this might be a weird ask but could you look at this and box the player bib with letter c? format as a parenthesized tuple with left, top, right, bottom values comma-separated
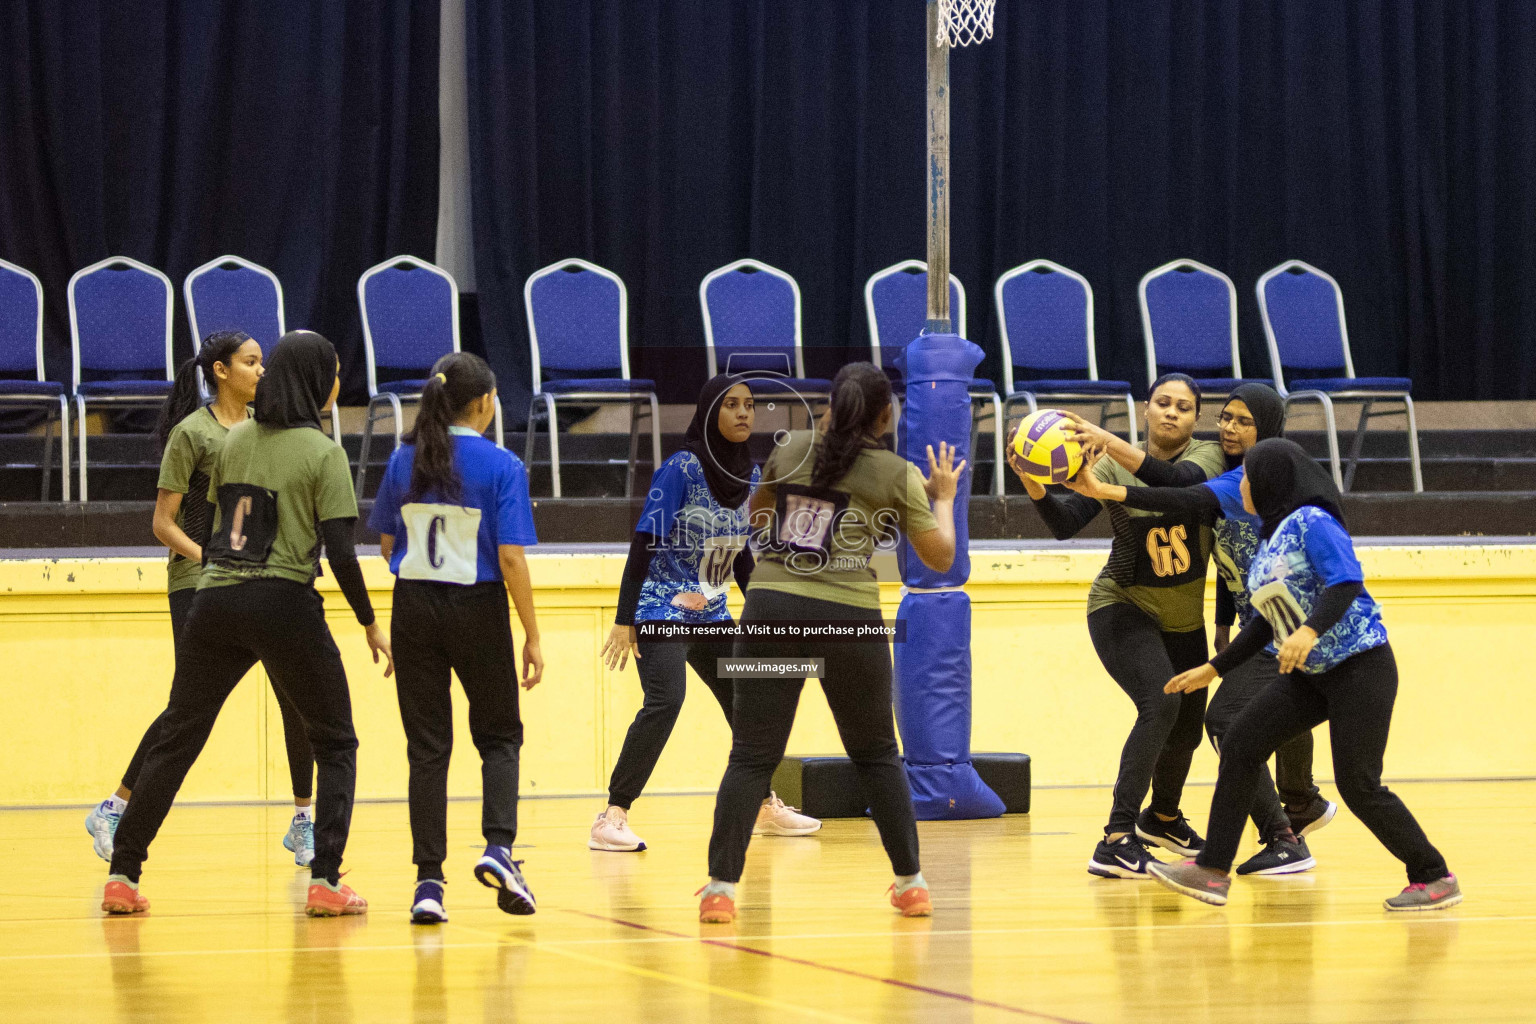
(398, 502, 482, 585)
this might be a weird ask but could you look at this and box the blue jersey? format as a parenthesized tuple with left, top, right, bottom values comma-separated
(634, 451, 758, 623)
(1205, 468, 1263, 627)
(1245, 505, 1387, 673)
(369, 428, 538, 584)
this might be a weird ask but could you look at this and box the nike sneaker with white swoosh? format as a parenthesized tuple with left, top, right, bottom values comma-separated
(1087, 834, 1162, 879)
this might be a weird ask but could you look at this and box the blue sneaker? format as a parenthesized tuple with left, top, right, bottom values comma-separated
(282, 814, 315, 867)
(85, 800, 120, 862)
(411, 880, 448, 924)
(473, 845, 536, 915)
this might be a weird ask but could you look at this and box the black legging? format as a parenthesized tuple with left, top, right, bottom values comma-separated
(1204, 649, 1317, 839)
(608, 633, 734, 809)
(110, 579, 360, 884)
(1087, 603, 1209, 836)
(1197, 643, 1449, 883)
(708, 589, 919, 883)
(392, 579, 523, 882)
(119, 587, 315, 800)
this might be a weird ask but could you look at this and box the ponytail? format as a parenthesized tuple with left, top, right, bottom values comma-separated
(809, 362, 891, 490)
(403, 351, 497, 504)
(155, 330, 253, 453)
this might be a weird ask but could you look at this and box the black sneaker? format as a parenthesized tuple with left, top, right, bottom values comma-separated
(1087, 834, 1162, 879)
(1235, 835, 1316, 876)
(1135, 809, 1206, 857)
(1286, 797, 1338, 838)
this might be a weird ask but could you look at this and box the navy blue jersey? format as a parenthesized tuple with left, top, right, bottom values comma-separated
(370, 428, 537, 584)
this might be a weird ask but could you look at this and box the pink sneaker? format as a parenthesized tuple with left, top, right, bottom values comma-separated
(589, 808, 646, 852)
(753, 792, 822, 837)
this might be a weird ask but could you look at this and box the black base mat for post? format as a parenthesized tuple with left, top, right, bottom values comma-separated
(771, 752, 1031, 819)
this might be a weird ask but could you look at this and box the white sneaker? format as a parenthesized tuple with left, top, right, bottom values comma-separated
(588, 808, 646, 852)
(753, 792, 822, 837)
(85, 800, 120, 862)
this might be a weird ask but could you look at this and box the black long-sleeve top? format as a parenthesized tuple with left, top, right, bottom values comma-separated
(319, 517, 374, 626)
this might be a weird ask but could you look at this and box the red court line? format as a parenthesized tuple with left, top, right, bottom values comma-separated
(563, 909, 1092, 1024)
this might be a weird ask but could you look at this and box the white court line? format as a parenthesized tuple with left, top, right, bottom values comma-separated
(4, 910, 1536, 963)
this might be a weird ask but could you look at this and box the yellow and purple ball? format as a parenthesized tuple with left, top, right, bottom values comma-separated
(1011, 409, 1084, 484)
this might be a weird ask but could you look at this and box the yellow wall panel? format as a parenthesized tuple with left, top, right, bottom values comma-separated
(2, 543, 1532, 807)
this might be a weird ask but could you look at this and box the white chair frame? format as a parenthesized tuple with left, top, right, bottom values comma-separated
(356, 255, 503, 494)
(523, 258, 660, 499)
(864, 259, 1005, 495)
(1138, 257, 1244, 393)
(0, 257, 69, 500)
(1257, 259, 1422, 492)
(996, 259, 1138, 453)
(69, 256, 174, 502)
(185, 255, 341, 446)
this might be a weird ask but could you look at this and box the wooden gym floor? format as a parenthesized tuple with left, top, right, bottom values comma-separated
(2, 781, 1530, 1023)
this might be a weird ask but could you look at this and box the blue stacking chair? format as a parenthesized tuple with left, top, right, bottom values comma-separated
(864, 259, 1004, 494)
(0, 257, 69, 500)
(184, 255, 340, 444)
(700, 259, 832, 422)
(68, 256, 176, 502)
(523, 258, 660, 498)
(995, 259, 1138, 447)
(1139, 259, 1271, 398)
(356, 255, 503, 494)
(1258, 259, 1422, 492)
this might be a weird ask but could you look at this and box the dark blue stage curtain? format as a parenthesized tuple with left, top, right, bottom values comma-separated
(0, 1, 440, 403)
(467, 1, 1536, 414)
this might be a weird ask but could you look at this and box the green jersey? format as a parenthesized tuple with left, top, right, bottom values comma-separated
(1085, 438, 1226, 632)
(749, 431, 939, 610)
(199, 420, 357, 589)
(157, 406, 243, 594)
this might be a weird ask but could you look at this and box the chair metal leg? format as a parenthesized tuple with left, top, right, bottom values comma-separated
(1402, 394, 1423, 492)
(76, 395, 89, 502)
(626, 401, 640, 498)
(329, 407, 343, 446)
(1343, 399, 1373, 492)
(386, 393, 405, 452)
(889, 396, 902, 452)
(543, 393, 562, 498)
(1124, 394, 1139, 446)
(40, 402, 55, 502)
(492, 395, 505, 448)
(58, 396, 71, 502)
(524, 397, 540, 475)
(988, 392, 1005, 496)
(1285, 393, 1343, 490)
(647, 392, 662, 483)
(356, 395, 386, 495)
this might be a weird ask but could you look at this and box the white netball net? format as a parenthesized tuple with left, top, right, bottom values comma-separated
(936, 0, 996, 47)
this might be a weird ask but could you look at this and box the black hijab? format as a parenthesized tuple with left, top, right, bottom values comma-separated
(684, 374, 754, 509)
(1223, 383, 1286, 469)
(254, 331, 336, 430)
(1244, 438, 1348, 539)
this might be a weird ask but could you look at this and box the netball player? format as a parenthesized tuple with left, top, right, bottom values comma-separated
(1009, 374, 1225, 879)
(595, 375, 820, 854)
(102, 331, 391, 918)
(697, 363, 961, 924)
(369, 352, 542, 923)
(1064, 384, 1336, 875)
(84, 331, 320, 867)
(1151, 438, 1461, 910)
